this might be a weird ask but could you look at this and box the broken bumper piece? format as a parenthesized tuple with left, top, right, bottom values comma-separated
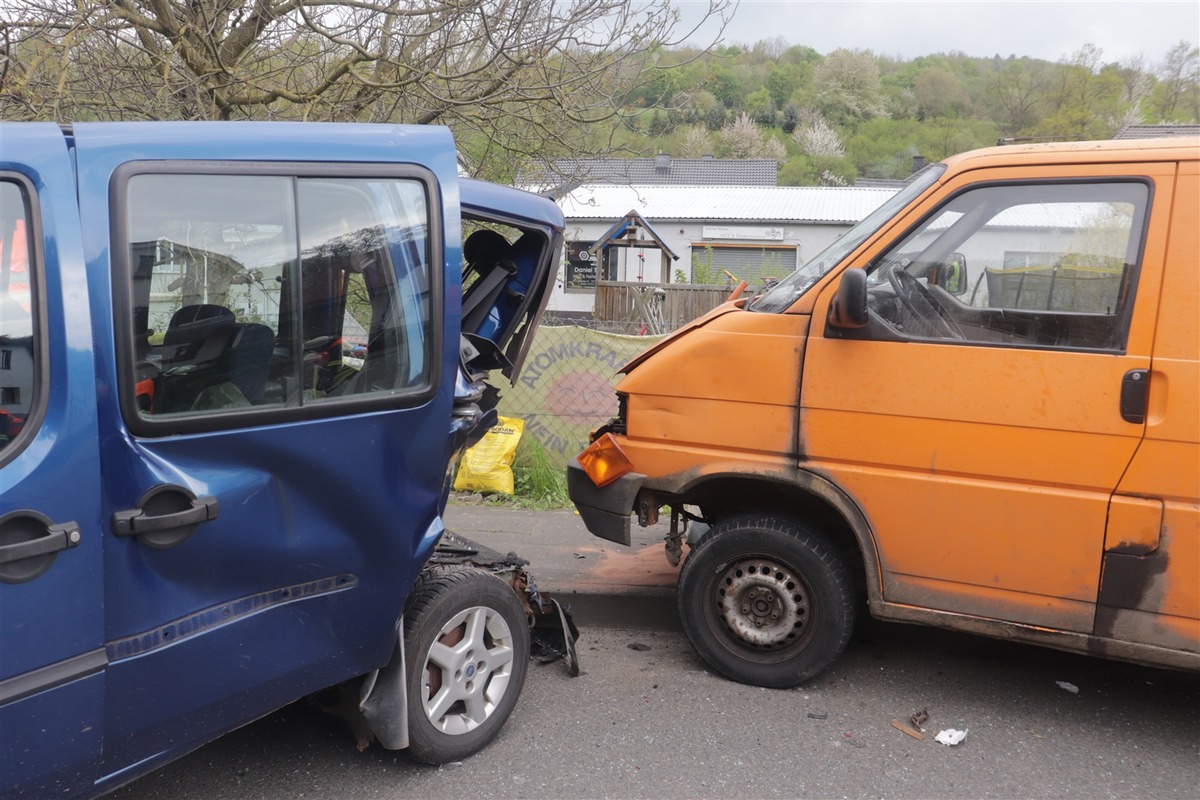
(566, 458, 645, 546)
(433, 531, 579, 676)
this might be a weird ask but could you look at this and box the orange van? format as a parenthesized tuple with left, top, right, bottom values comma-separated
(569, 137, 1200, 688)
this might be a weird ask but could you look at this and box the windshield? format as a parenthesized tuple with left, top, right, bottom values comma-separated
(749, 164, 946, 313)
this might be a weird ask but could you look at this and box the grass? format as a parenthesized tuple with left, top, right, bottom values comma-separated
(512, 436, 571, 508)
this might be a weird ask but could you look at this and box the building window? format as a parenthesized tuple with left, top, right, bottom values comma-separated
(1, 387, 18, 405)
(691, 244, 797, 287)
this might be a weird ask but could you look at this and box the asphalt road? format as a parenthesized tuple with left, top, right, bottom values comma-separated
(109, 618, 1199, 800)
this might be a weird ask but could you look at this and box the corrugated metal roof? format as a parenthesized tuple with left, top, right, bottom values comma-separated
(560, 184, 898, 224)
(1112, 124, 1200, 140)
(522, 157, 779, 188)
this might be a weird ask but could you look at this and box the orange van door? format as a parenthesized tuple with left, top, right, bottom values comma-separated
(1098, 159, 1200, 652)
(801, 162, 1173, 634)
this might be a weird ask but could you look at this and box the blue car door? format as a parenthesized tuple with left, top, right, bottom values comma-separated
(70, 123, 464, 785)
(0, 124, 105, 797)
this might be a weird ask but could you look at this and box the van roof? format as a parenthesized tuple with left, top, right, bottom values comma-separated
(944, 136, 1200, 171)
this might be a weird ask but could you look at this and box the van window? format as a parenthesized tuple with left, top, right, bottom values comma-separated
(865, 181, 1148, 350)
(124, 173, 431, 421)
(0, 180, 35, 454)
(751, 164, 945, 313)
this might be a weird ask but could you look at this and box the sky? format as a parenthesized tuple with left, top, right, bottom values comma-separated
(675, 0, 1199, 65)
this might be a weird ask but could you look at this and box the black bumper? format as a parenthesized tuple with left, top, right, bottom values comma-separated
(566, 458, 645, 546)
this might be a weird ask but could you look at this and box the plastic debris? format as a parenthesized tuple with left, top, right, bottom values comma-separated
(1056, 681, 1080, 694)
(934, 728, 968, 746)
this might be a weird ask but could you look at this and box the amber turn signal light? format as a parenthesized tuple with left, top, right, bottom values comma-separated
(577, 433, 634, 488)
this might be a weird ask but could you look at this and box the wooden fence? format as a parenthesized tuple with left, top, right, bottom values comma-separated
(593, 280, 732, 333)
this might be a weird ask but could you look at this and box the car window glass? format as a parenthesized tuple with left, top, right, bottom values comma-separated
(864, 181, 1147, 350)
(126, 173, 430, 422)
(0, 180, 35, 454)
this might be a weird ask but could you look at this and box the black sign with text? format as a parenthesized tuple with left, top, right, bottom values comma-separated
(565, 240, 598, 289)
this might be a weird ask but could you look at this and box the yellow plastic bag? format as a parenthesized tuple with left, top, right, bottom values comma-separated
(453, 416, 524, 495)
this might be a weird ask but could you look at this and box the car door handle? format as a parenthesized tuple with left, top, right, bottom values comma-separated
(112, 485, 219, 549)
(112, 497, 219, 535)
(1120, 369, 1149, 424)
(0, 512, 81, 584)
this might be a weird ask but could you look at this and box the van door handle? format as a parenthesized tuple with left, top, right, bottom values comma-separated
(0, 512, 82, 584)
(112, 485, 219, 549)
(1120, 369, 1149, 424)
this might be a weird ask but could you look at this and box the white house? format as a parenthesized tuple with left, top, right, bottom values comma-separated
(548, 184, 898, 317)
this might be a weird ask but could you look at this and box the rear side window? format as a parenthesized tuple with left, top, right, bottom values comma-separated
(120, 170, 434, 431)
(0, 179, 37, 456)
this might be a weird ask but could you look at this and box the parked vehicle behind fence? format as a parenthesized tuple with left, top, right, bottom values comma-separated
(570, 137, 1199, 688)
(0, 121, 563, 797)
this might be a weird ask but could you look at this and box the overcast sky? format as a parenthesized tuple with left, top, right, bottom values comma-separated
(676, 1, 1199, 65)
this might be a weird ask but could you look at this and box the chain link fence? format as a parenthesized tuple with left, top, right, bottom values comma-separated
(494, 316, 669, 468)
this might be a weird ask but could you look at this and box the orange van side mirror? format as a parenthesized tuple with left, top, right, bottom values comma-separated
(829, 268, 869, 329)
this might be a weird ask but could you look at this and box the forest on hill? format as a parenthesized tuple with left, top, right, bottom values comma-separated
(610, 38, 1200, 185)
(2, 2, 1196, 186)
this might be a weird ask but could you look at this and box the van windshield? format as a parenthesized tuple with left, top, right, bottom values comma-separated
(749, 164, 945, 313)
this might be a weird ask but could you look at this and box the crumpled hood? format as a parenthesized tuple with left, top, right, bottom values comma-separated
(620, 301, 743, 375)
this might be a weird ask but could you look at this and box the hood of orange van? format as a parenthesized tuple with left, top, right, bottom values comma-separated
(620, 301, 743, 375)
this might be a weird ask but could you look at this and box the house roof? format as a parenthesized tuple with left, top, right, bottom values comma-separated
(522, 156, 778, 191)
(586, 210, 680, 261)
(1112, 124, 1200, 139)
(560, 184, 898, 225)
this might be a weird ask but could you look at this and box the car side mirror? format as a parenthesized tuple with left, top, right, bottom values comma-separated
(829, 268, 868, 329)
(931, 253, 968, 295)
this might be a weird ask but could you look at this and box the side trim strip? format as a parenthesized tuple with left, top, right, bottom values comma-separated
(105, 573, 359, 661)
(0, 648, 107, 706)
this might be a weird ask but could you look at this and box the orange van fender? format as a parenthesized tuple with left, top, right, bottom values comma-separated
(653, 463, 886, 601)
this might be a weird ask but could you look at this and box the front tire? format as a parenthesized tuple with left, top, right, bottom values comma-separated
(403, 567, 529, 763)
(678, 514, 855, 689)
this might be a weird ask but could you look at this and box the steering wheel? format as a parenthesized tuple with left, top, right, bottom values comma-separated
(888, 268, 964, 340)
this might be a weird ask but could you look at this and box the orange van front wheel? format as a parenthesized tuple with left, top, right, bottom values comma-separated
(678, 514, 856, 689)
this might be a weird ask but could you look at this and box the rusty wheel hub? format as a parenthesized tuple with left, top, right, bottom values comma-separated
(715, 558, 808, 649)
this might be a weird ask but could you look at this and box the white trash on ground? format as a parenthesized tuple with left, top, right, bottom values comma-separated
(934, 728, 969, 746)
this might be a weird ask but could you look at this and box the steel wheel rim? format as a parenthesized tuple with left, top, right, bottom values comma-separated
(421, 605, 516, 734)
(713, 557, 815, 652)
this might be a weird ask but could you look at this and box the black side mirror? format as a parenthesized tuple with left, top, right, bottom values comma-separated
(829, 268, 868, 329)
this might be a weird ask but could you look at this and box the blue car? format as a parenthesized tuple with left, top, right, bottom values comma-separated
(0, 122, 563, 797)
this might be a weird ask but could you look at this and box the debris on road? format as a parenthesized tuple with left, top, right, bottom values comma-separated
(1056, 680, 1080, 694)
(891, 720, 926, 740)
(628, 642, 652, 651)
(807, 712, 828, 720)
(934, 728, 969, 746)
(910, 707, 929, 729)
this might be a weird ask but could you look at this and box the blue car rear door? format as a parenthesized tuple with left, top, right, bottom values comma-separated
(0, 123, 105, 797)
(70, 123, 463, 786)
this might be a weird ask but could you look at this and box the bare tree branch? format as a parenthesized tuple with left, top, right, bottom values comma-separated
(0, 0, 733, 174)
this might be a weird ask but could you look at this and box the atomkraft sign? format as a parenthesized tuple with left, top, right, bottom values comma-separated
(497, 326, 663, 462)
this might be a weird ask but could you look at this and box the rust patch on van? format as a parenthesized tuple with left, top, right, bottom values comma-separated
(1093, 548, 1170, 641)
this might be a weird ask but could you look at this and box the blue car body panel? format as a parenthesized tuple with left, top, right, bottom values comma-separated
(0, 122, 563, 798)
(0, 123, 106, 798)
